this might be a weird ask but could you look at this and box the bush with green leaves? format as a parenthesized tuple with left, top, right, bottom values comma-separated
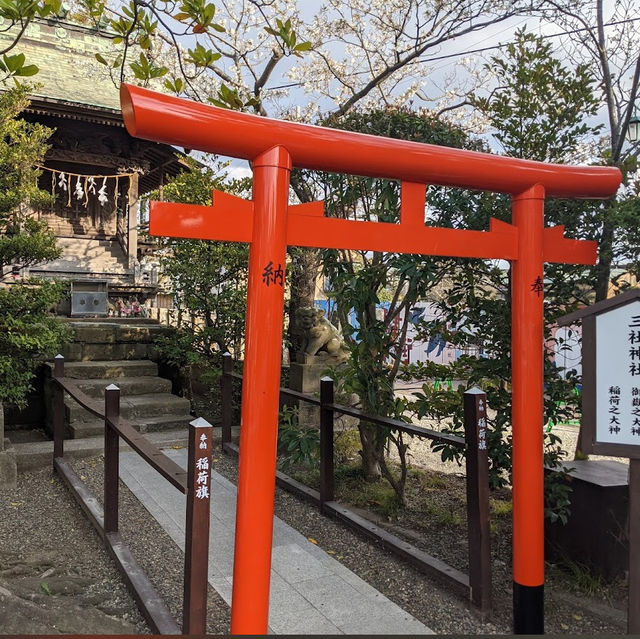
(0, 86, 69, 408)
(0, 280, 70, 407)
(277, 405, 320, 472)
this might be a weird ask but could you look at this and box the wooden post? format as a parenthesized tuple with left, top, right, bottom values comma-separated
(464, 387, 492, 612)
(183, 417, 213, 635)
(629, 458, 640, 633)
(221, 353, 233, 449)
(53, 354, 65, 462)
(104, 384, 120, 534)
(319, 376, 335, 505)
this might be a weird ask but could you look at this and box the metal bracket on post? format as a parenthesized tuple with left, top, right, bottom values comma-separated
(104, 384, 120, 534)
(183, 417, 213, 635)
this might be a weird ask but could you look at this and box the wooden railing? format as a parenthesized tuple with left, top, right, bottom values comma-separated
(220, 352, 492, 612)
(51, 355, 213, 635)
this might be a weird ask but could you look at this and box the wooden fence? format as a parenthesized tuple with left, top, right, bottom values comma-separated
(220, 352, 492, 612)
(51, 354, 212, 635)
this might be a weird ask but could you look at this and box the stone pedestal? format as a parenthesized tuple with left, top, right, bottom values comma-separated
(288, 353, 345, 428)
(0, 403, 17, 491)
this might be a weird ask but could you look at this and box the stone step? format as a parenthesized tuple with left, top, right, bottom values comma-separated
(61, 318, 160, 325)
(34, 238, 130, 274)
(67, 414, 194, 439)
(60, 322, 170, 362)
(61, 341, 159, 362)
(34, 256, 129, 274)
(68, 322, 170, 345)
(56, 359, 159, 379)
(73, 376, 172, 398)
(66, 392, 191, 424)
(30, 269, 133, 284)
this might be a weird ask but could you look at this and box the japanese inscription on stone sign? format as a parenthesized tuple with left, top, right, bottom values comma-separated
(596, 300, 640, 446)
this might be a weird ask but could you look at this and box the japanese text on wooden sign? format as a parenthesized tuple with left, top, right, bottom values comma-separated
(196, 433, 210, 499)
(596, 301, 640, 445)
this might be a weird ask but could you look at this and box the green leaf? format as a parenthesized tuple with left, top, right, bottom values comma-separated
(4, 53, 24, 73)
(15, 64, 38, 77)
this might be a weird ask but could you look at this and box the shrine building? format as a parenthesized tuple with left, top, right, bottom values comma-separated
(0, 18, 187, 314)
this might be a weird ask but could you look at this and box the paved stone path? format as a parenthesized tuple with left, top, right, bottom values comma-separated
(119, 450, 433, 635)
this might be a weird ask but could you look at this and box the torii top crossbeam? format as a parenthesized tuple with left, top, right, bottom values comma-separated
(121, 85, 617, 199)
(120, 83, 621, 636)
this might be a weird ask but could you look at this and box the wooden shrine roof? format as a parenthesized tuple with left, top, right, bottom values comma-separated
(0, 19, 188, 193)
(0, 18, 122, 109)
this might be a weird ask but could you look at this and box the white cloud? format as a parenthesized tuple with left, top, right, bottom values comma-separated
(227, 163, 252, 180)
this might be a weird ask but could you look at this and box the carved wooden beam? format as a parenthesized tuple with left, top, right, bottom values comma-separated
(46, 149, 150, 173)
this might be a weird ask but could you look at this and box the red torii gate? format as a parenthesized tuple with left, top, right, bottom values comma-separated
(120, 83, 621, 635)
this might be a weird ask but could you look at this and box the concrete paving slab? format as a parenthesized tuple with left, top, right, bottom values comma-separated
(268, 603, 342, 635)
(338, 604, 431, 635)
(118, 449, 432, 635)
(270, 543, 336, 583)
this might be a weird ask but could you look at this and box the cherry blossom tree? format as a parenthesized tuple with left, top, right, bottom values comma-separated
(544, 0, 640, 301)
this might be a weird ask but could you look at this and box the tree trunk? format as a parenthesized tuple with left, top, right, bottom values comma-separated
(594, 204, 615, 302)
(287, 247, 321, 362)
(358, 421, 383, 481)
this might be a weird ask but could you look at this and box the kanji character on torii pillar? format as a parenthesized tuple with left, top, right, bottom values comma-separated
(120, 84, 621, 635)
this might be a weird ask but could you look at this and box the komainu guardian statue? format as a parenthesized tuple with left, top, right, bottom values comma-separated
(294, 306, 348, 363)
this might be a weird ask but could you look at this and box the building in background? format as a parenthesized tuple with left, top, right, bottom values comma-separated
(0, 18, 187, 315)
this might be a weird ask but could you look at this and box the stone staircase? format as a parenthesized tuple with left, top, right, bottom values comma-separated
(45, 320, 193, 439)
(30, 237, 131, 282)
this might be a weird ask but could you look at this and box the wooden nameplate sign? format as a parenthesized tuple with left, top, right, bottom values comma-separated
(559, 287, 640, 634)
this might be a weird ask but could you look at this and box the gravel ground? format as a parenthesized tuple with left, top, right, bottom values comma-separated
(0, 430, 629, 635)
(70, 456, 231, 635)
(0, 465, 148, 635)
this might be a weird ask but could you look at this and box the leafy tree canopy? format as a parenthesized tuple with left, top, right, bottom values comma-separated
(306, 107, 489, 502)
(151, 159, 249, 390)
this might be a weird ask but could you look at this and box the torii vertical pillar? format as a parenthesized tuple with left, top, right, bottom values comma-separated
(231, 146, 291, 633)
(511, 185, 545, 633)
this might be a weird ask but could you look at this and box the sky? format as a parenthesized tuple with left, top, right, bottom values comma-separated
(220, 1, 634, 181)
